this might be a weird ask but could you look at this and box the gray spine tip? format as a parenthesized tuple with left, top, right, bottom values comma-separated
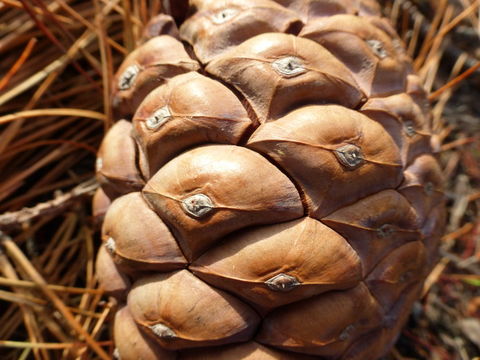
(334, 144, 365, 170)
(265, 273, 300, 292)
(150, 323, 177, 340)
(118, 64, 140, 90)
(181, 194, 214, 218)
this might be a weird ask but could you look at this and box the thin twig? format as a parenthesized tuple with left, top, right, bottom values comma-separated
(0, 179, 98, 232)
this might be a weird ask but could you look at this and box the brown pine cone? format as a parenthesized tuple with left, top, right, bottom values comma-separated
(94, 1, 446, 359)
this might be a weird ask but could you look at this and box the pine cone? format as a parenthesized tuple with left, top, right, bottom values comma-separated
(94, 1, 446, 359)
